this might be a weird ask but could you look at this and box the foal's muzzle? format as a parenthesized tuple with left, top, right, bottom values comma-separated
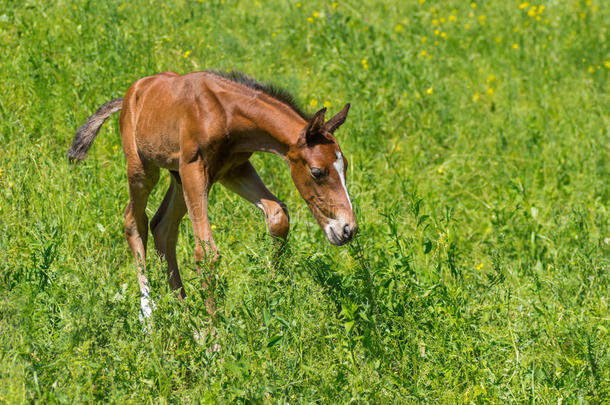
(325, 219, 358, 246)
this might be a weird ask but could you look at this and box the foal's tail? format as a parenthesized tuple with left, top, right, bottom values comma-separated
(68, 98, 123, 162)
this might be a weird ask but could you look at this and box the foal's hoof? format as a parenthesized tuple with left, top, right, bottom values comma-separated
(193, 328, 221, 352)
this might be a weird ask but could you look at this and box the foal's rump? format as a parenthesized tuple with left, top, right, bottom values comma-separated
(125, 74, 189, 170)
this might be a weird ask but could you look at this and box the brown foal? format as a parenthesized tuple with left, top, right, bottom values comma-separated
(69, 70, 357, 319)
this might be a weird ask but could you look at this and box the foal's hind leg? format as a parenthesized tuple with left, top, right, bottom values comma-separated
(151, 172, 187, 299)
(124, 161, 160, 319)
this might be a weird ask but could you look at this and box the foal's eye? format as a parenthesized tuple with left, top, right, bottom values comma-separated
(310, 167, 325, 180)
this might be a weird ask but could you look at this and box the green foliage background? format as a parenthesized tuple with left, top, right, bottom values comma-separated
(0, 0, 608, 402)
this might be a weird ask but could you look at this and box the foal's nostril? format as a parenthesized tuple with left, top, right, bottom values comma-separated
(343, 223, 352, 238)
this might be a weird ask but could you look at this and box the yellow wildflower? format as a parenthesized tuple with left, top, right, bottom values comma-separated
(307, 17, 313, 22)
(313, 11, 320, 18)
(464, 23, 471, 29)
(440, 32, 447, 39)
(332, 2, 338, 9)
(495, 36, 502, 43)
(519, 2, 530, 9)
(421, 36, 428, 43)
(440, 17, 446, 23)
(471, 3, 477, 8)
(538, 5, 545, 13)
(476, 263, 484, 270)
(487, 87, 494, 95)
(309, 99, 318, 107)
(323, 100, 332, 108)
(588, 65, 595, 73)
(361, 58, 369, 69)
(183, 50, 191, 58)
(604, 61, 610, 68)
(420, 49, 427, 57)
(296, 2, 301, 7)
(473, 92, 480, 101)
(478, 14, 487, 21)
(395, 24, 403, 32)
(434, 29, 440, 36)
(432, 19, 439, 26)
(512, 43, 519, 49)
(528, 6, 536, 17)
(449, 15, 456, 22)
(426, 87, 434, 95)
(488, 74, 495, 82)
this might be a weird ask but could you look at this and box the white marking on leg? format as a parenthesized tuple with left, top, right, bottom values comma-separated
(138, 276, 155, 320)
(140, 294, 153, 318)
(333, 151, 353, 210)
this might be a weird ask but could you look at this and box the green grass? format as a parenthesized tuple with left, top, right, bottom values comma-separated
(0, 0, 608, 402)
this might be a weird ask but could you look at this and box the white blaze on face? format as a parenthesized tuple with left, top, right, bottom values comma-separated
(323, 151, 354, 245)
(333, 151, 353, 210)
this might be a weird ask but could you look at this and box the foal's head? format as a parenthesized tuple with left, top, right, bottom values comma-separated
(288, 104, 358, 245)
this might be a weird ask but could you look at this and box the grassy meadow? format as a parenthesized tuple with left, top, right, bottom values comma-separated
(1, 0, 609, 402)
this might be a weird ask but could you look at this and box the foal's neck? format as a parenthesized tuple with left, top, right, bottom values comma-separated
(211, 79, 308, 158)
(233, 97, 307, 157)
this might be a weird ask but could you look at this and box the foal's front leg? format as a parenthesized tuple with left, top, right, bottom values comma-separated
(179, 159, 218, 317)
(220, 161, 290, 244)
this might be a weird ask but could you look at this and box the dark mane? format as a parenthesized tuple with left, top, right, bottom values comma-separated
(208, 70, 310, 120)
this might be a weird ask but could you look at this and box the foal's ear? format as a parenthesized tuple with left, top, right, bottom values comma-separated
(325, 103, 350, 134)
(307, 107, 326, 135)
(304, 107, 327, 144)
